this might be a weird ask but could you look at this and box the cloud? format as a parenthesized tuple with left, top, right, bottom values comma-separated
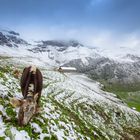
(87, 31, 140, 49)
(119, 33, 140, 49)
(13, 24, 140, 49)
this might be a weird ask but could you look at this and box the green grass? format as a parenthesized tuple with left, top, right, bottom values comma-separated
(0, 137, 5, 140)
(100, 80, 140, 112)
(110, 91, 140, 112)
(101, 80, 140, 92)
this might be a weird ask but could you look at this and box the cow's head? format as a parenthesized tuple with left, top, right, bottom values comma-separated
(10, 93, 38, 126)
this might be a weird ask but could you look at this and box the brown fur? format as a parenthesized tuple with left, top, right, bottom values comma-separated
(19, 66, 42, 126)
(10, 66, 43, 126)
(20, 66, 43, 104)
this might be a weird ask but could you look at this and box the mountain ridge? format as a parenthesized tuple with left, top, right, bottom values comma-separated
(1, 29, 140, 87)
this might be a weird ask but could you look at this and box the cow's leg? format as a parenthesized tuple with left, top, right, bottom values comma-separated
(36, 92, 41, 105)
(34, 92, 42, 114)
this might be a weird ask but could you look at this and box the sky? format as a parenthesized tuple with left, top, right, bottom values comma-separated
(0, 0, 140, 48)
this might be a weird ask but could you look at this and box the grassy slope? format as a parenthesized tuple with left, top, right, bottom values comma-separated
(0, 58, 95, 140)
(101, 80, 140, 112)
(0, 57, 140, 140)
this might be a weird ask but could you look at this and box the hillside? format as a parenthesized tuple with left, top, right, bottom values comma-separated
(0, 56, 140, 140)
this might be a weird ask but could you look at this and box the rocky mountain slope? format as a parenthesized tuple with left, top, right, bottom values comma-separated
(27, 39, 140, 89)
(0, 29, 29, 48)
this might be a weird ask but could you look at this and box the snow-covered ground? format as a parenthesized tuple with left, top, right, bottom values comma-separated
(0, 56, 139, 139)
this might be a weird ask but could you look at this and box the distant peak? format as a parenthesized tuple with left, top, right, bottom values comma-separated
(8, 30, 20, 36)
(0, 28, 20, 36)
(38, 39, 83, 47)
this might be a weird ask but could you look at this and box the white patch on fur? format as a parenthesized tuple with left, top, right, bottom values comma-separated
(27, 92, 33, 97)
(28, 84, 34, 91)
(30, 65, 36, 74)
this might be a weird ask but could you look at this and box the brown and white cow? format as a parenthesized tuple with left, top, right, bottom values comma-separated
(10, 66, 43, 126)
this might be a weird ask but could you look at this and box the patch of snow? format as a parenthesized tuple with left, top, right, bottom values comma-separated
(10, 127, 30, 140)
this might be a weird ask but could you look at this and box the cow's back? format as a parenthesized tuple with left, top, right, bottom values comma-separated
(20, 66, 43, 99)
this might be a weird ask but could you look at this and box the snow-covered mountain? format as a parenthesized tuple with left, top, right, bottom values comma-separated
(28, 39, 140, 87)
(0, 29, 140, 139)
(1, 29, 140, 87)
(0, 29, 29, 48)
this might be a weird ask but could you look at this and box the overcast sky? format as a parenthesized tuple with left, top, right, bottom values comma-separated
(0, 0, 140, 48)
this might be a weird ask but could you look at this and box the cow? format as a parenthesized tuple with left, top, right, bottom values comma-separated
(10, 66, 43, 126)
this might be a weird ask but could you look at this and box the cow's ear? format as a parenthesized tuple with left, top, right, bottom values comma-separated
(34, 93, 38, 102)
(10, 98, 22, 108)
